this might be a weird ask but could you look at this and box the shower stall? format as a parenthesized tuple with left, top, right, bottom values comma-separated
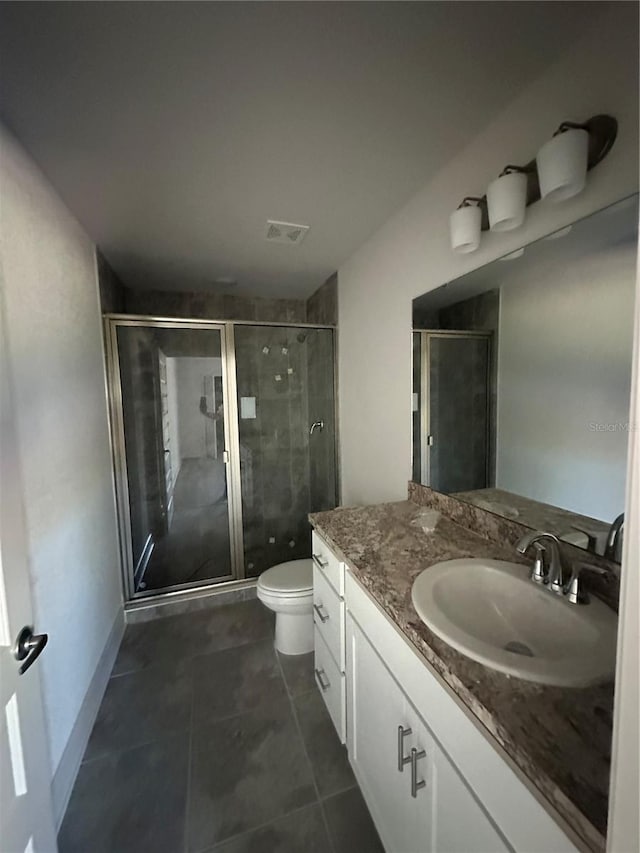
(106, 317, 337, 602)
(412, 329, 493, 493)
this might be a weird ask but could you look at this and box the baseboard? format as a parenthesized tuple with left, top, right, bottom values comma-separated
(51, 607, 125, 829)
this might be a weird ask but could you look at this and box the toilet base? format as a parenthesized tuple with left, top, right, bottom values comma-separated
(275, 611, 314, 656)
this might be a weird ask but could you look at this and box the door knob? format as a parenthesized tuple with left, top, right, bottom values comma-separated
(13, 626, 48, 675)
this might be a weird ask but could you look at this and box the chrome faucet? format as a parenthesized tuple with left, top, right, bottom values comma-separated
(563, 562, 609, 605)
(515, 531, 564, 594)
(604, 513, 624, 561)
(516, 530, 611, 605)
(309, 420, 324, 435)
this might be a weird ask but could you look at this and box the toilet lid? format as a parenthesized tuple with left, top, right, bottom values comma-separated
(258, 558, 313, 594)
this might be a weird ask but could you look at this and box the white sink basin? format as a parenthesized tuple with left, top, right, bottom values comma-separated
(411, 558, 617, 687)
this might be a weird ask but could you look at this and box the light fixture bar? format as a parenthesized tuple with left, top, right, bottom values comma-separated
(455, 114, 617, 234)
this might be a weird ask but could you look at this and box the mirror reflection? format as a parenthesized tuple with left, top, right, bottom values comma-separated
(412, 195, 638, 563)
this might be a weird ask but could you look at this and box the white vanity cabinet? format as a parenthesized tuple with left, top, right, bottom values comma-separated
(347, 612, 429, 852)
(312, 530, 346, 742)
(344, 569, 580, 853)
(347, 612, 510, 853)
(311, 528, 581, 853)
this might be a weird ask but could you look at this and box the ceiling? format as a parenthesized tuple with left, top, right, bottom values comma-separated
(0, 2, 604, 298)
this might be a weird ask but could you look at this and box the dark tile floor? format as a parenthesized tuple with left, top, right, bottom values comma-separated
(59, 599, 384, 853)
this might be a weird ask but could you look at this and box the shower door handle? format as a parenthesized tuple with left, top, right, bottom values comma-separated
(222, 450, 230, 464)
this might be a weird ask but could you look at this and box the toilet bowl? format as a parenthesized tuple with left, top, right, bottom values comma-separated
(256, 558, 314, 655)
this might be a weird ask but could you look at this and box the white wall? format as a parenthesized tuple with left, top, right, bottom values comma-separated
(0, 126, 122, 777)
(176, 357, 222, 459)
(496, 240, 636, 522)
(338, 4, 639, 506)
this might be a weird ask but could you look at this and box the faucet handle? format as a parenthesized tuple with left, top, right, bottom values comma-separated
(564, 562, 609, 605)
(530, 542, 547, 584)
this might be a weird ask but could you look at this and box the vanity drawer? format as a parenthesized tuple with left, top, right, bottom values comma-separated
(311, 530, 344, 597)
(314, 626, 346, 743)
(313, 564, 345, 672)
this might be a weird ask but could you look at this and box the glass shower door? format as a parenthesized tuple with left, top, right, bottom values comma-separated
(426, 332, 491, 493)
(113, 323, 237, 597)
(233, 325, 337, 578)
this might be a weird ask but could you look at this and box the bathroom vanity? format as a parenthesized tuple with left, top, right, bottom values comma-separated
(310, 499, 616, 853)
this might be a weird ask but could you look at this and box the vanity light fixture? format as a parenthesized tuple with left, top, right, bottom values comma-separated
(449, 115, 617, 254)
(450, 197, 482, 254)
(487, 167, 528, 232)
(537, 123, 589, 202)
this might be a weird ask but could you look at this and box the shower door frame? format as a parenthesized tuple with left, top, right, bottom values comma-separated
(414, 329, 493, 489)
(105, 314, 339, 604)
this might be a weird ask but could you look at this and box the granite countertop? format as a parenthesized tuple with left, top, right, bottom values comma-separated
(310, 500, 614, 853)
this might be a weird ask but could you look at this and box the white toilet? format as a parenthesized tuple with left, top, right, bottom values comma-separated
(256, 558, 314, 655)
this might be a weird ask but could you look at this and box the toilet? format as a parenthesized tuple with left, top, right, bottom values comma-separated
(256, 558, 314, 655)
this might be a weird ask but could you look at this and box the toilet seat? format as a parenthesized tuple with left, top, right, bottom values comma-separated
(257, 558, 313, 596)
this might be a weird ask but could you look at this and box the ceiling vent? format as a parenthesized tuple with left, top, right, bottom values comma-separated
(264, 220, 310, 245)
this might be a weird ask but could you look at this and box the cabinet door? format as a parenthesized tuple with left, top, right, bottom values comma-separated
(347, 614, 418, 853)
(429, 742, 512, 853)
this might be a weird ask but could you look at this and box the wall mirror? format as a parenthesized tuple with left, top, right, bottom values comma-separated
(412, 194, 638, 563)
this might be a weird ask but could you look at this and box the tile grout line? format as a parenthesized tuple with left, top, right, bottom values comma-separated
(275, 651, 338, 853)
(109, 629, 274, 680)
(318, 781, 359, 803)
(196, 799, 325, 853)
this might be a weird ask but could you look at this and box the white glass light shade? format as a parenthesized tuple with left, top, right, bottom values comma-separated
(537, 128, 589, 203)
(449, 205, 481, 254)
(487, 172, 527, 232)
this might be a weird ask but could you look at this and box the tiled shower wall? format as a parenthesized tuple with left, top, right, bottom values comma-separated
(306, 273, 337, 325)
(97, 251, 127, 314)
(235, 326, 336, 577)
(307, 328, 337, 513)
(97, 252, 338, 326)
(125, 288, 309, 324)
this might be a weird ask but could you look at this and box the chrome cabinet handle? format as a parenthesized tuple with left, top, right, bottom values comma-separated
(13, 626, 48, 676)
(314, 667, 330, 691)
(312, 553, 329, 569)
(397, 725, 412, 772)
(410, 747, 427, 798)
(313, 603, 329, 623)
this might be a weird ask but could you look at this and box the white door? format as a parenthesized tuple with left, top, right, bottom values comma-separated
(0, 312, 57, 853)
(346, 613, 417, 853)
